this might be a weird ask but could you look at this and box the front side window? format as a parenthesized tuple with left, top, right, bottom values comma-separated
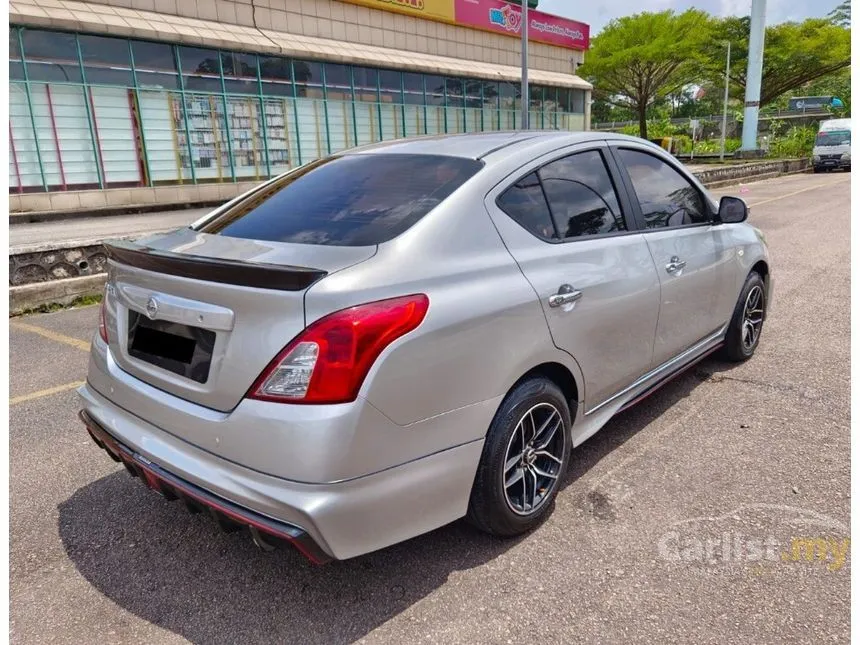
(538, 150, 625, 239)
(618, 148, 708, 229)
(198, 154, 483, 246)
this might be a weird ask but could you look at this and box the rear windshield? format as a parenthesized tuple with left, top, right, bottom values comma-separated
(197, 154, 483, 246)
(816, 130, 851, 146)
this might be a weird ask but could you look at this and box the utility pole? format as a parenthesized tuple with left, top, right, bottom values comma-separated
(520, 0, 529, 129)
(720, 41, 731, 162)
(740, 0, 766, 151)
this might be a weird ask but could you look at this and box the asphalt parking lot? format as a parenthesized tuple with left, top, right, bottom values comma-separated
(10, 171, 850, 644)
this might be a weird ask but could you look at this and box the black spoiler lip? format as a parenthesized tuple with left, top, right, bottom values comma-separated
(104, 240, 328, 291)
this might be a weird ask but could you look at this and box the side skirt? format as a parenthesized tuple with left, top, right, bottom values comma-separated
(615, 343, 723, 415)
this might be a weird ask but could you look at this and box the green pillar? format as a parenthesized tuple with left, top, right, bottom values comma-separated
(76, 34, 104, 189)
(174, 47, 197, 184)
(16, 29, 48, 191)
(290, 60, 303, 166)
(321, 65, 332, 154)
(255, 55, 272, 178)
(218, 52, 237, 182)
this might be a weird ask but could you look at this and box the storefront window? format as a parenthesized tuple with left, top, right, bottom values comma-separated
(9, 28, 23, 81)
(403, 72, 423, 105)
(178, 46, 222, 93)
(529, 85, 543, 110)
(425, 75, 445, 106)
(445, 78, 464, 107)
(379, 69, 402, 104)
(499, 82, 520, 111)
(259, 55, 292, 96)
(294, 60, 323, 98)
(353, 67, 379, 102)
(481, 81, 499, 109)
(132, 41, 180, 90)
(222, 52, 258, 95)
(324, 63, 352, 100)
(22, 30, 82, 83)
(542, 86, 558, 112)
(8, 27, 589, 195)
(79, 34, 133, 87)
(571, 89, 586, 113)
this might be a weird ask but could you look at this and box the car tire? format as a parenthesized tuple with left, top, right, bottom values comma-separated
(721, 271, 766, 362)
(813, 167, 822, 174)
(467, 376, 571, 537)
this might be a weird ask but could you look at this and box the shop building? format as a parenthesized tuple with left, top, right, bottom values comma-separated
(9, 0, 591, 212)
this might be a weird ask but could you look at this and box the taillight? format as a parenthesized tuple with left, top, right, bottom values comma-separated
(98, 293, 109, 343)
(248, 294, 429, 404)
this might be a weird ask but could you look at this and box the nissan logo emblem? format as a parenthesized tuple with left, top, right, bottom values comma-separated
(145, 297, 159, 320)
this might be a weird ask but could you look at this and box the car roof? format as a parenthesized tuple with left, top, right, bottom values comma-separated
(819, 119, 851, 131)
(343, 130, 639, 161)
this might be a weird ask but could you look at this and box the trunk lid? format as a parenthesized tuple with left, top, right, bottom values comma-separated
(104, 227, 375, 412)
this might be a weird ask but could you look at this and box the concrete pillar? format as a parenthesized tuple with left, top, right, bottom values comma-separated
(740, 0, 767, 151)
(584, 90, 592, 131)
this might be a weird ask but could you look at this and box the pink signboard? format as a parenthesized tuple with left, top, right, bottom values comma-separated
(454, 0, 590, 50)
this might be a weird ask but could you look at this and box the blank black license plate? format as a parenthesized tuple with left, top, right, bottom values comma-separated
(128, 311, 216, 384)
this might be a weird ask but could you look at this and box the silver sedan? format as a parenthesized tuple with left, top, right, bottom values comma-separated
(78, 131, 771, 563)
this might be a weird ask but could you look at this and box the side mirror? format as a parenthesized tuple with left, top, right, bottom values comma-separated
(716, 195, 748, 224)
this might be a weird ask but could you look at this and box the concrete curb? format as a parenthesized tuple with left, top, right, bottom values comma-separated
(10, 200, 224, 225)
(10, 274, 106, 316)
(694, 158, 809, 186)
(11, 229, 176, 256)
(701, 167, 811, 190)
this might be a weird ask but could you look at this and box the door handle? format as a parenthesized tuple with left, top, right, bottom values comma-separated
(665, 256, 687, 274)
(548, 284, 583, 308)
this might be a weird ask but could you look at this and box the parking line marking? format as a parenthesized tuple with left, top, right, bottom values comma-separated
(748, 181, 838, 208)
(11, 321, 91, 352)
(10, 381, 85, 405)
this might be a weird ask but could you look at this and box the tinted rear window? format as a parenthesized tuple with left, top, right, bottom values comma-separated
(197, 154, 483, 246)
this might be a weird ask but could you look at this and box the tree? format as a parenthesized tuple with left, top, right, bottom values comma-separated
(702, 17, 851, 109)
(578, 10, 713, 139)
(828, 0, 850, 27)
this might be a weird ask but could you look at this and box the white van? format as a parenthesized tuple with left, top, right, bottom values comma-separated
(812, 118, 851, 173)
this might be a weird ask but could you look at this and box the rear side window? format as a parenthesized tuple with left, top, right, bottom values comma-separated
(538, 150, 625, 239)
(496, 172, 556, 240)
(198, 154, 483, 246)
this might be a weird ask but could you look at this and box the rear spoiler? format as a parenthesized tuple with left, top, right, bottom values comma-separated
(104, 240, 328, 291)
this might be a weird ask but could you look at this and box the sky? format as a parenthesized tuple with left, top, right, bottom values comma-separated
(540, 0, 837, 33)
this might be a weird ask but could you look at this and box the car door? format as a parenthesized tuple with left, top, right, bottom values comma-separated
(485, 143, 661, 412)
(610, 144, 736, 368)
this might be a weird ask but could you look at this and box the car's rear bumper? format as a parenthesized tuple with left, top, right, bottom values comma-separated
(77, 382, 484, 561)
(79, 409, 333, 563)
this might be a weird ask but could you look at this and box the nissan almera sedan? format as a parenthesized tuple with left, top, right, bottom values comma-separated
(78, 131, 771, 563)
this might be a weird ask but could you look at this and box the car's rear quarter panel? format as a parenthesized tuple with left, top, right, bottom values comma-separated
(306, 179, 582, 429)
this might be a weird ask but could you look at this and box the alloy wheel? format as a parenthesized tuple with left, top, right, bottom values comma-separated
(502, 402, 566, 516)
(741, 285, 764, 351)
